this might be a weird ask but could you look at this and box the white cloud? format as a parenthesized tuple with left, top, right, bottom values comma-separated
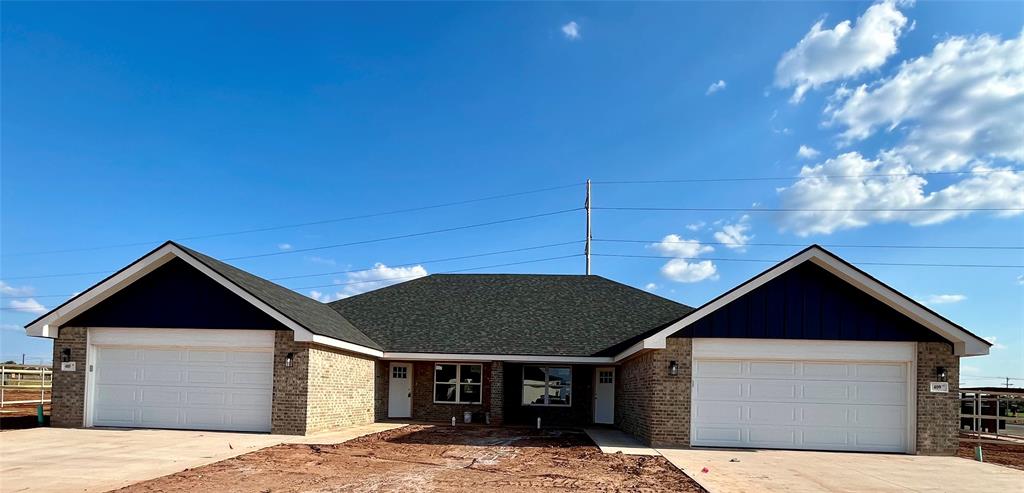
(0, 281, 33, 297)
(277, 243, 293, 251)
(706, 80, 727, 95)
(826, 31, 1024, 171)
(649, 235, 718, 283)
(308, 263, 428, 301)
(685, 221, 705, 231)
(983, 336, 1007, 350)
(1018, 274, 1024, 285)
(713, 216, 754, 251)
(1, 323, 23, 332)
(8, 298, 46, 314)
(775, 0, 910, 103)
(923, 294, 966, 305)
(777, 153, 1024, 235)
(960, 364, 980, 375)
(661, 259, 719, 283)
(644, 283, 658, 292)
(797, 145, 821, 159)
(561, 21, 580, 40)
(650, 234, 714, 257)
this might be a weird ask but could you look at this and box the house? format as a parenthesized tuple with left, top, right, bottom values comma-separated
(25, 241, 990, 455)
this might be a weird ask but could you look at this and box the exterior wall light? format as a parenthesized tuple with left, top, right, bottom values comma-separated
(285, 352, 294, 367)
(669, 360, 679, 376)
(61, 348, 72, 363)
(936, 366, 947, 382)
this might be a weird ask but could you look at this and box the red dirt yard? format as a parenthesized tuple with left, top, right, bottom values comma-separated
(118, 424, 703, 492)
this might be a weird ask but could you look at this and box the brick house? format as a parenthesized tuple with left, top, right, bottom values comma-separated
(26, 241, 989, 455)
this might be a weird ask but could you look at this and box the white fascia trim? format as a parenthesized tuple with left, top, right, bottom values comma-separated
(382, 352, 614, 364)
(24, 244, 385, 359)
(616, 246, 988, 360)
(311, 335, 384, 358)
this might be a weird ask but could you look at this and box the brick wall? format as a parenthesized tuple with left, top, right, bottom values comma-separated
(304, 344, 376, 434)
(50, 327, 87, 428)
(615, 338, 692, 447)
(271, 330, 309, 434)
(411, 362, 492, 423)
(272, 330, 378, 435)
(489, 361, 504, 425)
(916, 341, 959, 455)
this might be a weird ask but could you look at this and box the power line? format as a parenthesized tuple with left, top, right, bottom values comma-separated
(594, 206, 1024, 213)
(1, 183, 584, 257)
(291, 254, 584, 291)
(0, 253, 585, 310)
(594, 238, 1024, 251)
(223, 207, 581, 261)
(1, 241, 586, 299)
(1, 208, 582, 280)
(591, 253, 1024, 269)
(592, 168, 1024, 185)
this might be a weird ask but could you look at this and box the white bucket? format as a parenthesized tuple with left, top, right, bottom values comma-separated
(464, 411, 472, 424)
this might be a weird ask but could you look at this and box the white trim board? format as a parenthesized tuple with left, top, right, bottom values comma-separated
(382, 352, 614, 364)
(24, 242, 383, 359)
(616, 245, 989, 361)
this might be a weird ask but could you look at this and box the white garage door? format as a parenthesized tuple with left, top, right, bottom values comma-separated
(691, 339, 913, 453)
(90, 328, 274, 432)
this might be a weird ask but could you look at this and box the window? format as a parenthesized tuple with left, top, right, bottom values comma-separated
(598, 370, 613, 384)
(433, 363, 482, 404)
(522, 366, 572, 406)
(391, 366, 407, 379)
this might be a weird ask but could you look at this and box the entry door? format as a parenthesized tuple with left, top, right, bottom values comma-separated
(593, 367, 615, 424)
(388, 363, 412, 418)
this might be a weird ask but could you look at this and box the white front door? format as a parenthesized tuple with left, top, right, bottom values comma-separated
(593, 367, 615, 424)
(89, 328, 274, 433)
(388, 362, 412, 418)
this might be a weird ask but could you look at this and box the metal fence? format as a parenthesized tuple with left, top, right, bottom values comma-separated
(0, 365, 52, 408)
(959, 389, 1024, 444)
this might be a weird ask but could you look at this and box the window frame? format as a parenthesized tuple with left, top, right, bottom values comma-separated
(521, 365, 573, 407)
(432, 362, 483, 405)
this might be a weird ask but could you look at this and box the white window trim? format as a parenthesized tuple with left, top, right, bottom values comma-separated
(522, 365, 572, 408)
(432, 362, 483, 405)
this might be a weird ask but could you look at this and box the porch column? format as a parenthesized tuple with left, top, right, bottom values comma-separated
(490, 361, 504, 425)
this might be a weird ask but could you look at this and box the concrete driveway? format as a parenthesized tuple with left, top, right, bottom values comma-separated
(0, 423, 405, 493)
(658, 447, 1024, 493)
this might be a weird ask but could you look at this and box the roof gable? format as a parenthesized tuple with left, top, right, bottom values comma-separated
(621, 245, 990, 359)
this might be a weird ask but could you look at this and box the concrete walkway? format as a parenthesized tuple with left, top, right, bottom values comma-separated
(658, 447, 1024, 493)
(0, 422, 407, 493)
(583, 427, 660, 456)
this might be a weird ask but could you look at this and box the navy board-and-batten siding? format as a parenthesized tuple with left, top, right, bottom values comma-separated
(65, 257, 287, 330)
(671, 262, 945, 342)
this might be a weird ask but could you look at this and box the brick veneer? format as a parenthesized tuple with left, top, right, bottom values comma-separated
(489, 361, 504, 425)
(916, 341, 959, 455)
(50, 327, 87, 428)
(410, 361, 493, 423)
(615, 337, 692, 447)
(272, 330, 376, 435)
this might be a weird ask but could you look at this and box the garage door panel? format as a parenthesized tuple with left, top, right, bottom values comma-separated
(692, 350, 911, 453)
(749, 382, 797, 399)
(746, 403, 797, 424)
(694, 426, 743, 443)
(694, 360, 744, 377)
(748, 426, 797, 445)
(694, 402, 743, 422)
(91, 330, 273, 433)
(748, 361, 797, 377)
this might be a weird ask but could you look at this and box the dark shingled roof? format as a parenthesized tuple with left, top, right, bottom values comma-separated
(328, 274, 694, 356)
(175, 243, 383, 350)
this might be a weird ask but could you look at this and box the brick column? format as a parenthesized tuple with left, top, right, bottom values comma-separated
(916, 342, 959, 455)
(489, 361, 504, 425)
(271, 330, 309, 435)
(51, 327, 88, 428)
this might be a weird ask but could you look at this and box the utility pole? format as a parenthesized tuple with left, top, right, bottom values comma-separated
(585, 178, 592, 275)
(1007, 377, 1012, 389)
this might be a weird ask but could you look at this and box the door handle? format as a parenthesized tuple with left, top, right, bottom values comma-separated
(408, 392, 411, 397)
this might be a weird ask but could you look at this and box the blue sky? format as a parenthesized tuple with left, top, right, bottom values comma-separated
(2, 2, 1021, 385)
